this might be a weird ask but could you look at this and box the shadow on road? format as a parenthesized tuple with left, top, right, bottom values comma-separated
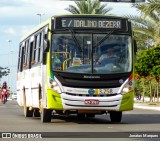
(2, 101, 160, 125)
(48, 113, 160, 125)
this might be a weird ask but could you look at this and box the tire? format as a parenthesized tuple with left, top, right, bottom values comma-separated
(34, 108, 40, 117)
(38, 85, 52, 122)
(77, 113, 85, 118)
(23, 90, 33, 117)
(110, 111, 122, 123)
(2, 95, 5, 104)
(24, 107, 33, 117)
(86, 113, 95, 118)
(41, 108, 52, 123)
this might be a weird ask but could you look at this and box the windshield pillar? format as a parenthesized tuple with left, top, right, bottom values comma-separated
(91, 33, 94, 74)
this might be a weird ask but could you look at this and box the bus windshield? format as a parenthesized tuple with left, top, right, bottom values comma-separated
(51, 33, 132, 74)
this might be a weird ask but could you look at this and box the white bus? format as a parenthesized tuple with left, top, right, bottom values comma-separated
(17, 15, 136, 123)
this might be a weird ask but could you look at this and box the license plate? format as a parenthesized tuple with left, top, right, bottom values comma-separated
(84, 99, 99, 105)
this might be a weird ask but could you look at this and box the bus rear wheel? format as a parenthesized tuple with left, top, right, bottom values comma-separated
(41, 108, 52, 123)
(34, 108, 40, 117)
(23, 93, 33, 117)
(24, 107, 33, 117)
(110, 111, 122, 123)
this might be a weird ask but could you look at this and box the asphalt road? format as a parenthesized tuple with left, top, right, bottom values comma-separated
(0, 100, 160, 141)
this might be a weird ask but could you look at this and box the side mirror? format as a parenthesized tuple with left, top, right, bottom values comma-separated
(43, 38, 49, 65)
(43, 26, 49, 53)
(43, 39, 49, 52)
(134, 40, 137, 54)
(43, 26, 49, 64)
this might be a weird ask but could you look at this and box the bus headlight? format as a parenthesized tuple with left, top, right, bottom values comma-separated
(122, 87, 132, 93)
(49, 78, 62, 93)
(121, 78, 133, 94)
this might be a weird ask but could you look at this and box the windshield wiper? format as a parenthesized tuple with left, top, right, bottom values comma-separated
(69, 29, 82, 52)
(93, 30, 116, 49)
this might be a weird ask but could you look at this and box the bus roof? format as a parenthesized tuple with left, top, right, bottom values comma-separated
(20, 18, 51, 42)
(52, 14, 129, 20)
(20, 14, 129, 42)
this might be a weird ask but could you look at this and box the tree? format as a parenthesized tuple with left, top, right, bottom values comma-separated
(127, 0, 160, 49)
(134, 0, 160, 15)
(135, 47, 160, 102)
(0, 67, 10, 81)
(65, 0, 112, 14)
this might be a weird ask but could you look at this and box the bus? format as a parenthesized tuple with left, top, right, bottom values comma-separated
(17, 15, 136, 123)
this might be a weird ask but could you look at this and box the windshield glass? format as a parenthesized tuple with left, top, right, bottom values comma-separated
(51, 33, 132, 74)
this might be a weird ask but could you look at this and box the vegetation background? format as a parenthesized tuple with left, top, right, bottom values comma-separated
(65, 0, 160, 102)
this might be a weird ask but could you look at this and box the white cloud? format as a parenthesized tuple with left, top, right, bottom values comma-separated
(20, 25, 34, 36)
(0, 0, 72, 17)
(3, 28, 17, 36)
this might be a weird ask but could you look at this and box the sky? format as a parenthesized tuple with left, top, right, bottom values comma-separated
(0, 0, 141, 92)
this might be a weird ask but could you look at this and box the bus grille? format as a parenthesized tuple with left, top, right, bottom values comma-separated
(66, 92, 118, 97)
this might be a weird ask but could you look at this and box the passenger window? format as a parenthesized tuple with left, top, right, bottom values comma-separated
(35, 34, 40, 63)
(22, 40, 29, 68)
(21, 47, 25, 71)
(32, 32, 43, 65)
(38, 32, 43, 62)
(29, 41, 34, 65)
(18, 45, 23, 72)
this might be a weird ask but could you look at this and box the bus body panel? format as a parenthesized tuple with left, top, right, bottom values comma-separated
(47, 89, 63, 110)
(30, 66, 42, 107)
(46, 88, 133, 111)
(119, 91, 134, 111)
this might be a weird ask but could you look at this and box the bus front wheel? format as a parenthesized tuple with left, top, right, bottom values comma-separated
(41, 108, 52, 123)
(110, 111, 122, 123)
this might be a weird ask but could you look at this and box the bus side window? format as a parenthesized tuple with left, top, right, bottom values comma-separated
(18, 45, 21, 72)
(34, 34, 40, 64)
(38, 32, 43, 62)
(18, 44, 24, 72)
(31, 37, 37, 65)
(21, 46, 25, 71)
(29, 41, 34, 68)
(22, 44, 26, 67)
(35, 31, 43, 63)
(25, 40, 29, 68)
(26, 40, 30, 67)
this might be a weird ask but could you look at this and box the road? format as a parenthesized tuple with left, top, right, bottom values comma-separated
(0, 100, 160, 140)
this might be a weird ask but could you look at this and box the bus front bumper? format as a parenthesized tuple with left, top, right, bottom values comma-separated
(60, 92, 134, 111)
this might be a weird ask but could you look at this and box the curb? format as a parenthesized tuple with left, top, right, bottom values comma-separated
(134, 104, 160, 111)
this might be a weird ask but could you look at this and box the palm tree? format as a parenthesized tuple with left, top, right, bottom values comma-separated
(127, 0, 160, 47)
(65, 0, 112, 14)
(134, 0, 160, 15)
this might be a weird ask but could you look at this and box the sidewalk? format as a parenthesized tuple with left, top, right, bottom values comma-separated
(134, 103, 160, 111)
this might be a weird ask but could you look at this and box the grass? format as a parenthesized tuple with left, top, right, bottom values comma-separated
(134, 101, 159, 106)
(148, 103, 157, 105)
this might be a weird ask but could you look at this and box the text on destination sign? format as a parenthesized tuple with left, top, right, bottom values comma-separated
(60, 18, 122, 29)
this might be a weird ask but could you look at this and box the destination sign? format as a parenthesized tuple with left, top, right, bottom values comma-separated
(55, 17, 128, 31)
(58, 0, 145, 2)
(99, 0, 145, 2)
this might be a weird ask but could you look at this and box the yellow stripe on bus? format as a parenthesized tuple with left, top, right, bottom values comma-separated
(95, 89, 99, 95)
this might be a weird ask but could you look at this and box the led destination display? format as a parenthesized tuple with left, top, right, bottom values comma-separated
(58, 0, 145, 2)
(55, 17, 128, 31)
(99, 0, 145, 2)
